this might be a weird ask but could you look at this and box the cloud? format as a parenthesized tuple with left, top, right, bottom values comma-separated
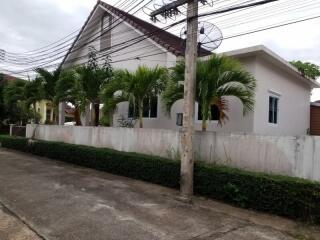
(0, 0, 319, 100)
(0, 0, 98, 53)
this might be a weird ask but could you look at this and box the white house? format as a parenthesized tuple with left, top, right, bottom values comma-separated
(60, 1, 319, 136)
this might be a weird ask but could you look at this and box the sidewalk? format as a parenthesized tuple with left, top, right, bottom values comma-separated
(0, 148, 318, 240)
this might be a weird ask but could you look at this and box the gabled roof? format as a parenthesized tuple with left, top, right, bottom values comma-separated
(99, 1, 211, 57)
(223, 45, 320, 88)
(0, 73, 23, 85)
(61, 1, 211, 66)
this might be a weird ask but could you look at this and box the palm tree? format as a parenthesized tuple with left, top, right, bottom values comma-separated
(76, 66, 105, 126)
(101, 65, 168, 128)
(55, 69, 86, 126)
(77, 49, 113, 126)
(162, 54, 256, 131)
(35, 68, 61, 123)
(100, 69, 128, 127)
(24, 78, 44, 124)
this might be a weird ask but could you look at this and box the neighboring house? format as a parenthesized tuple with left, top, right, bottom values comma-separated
(36, 100, 75, 124)
(0, 73, 74, 125)
(35, 100, 54, 124)
(310, 101, 320, 135)
(0, 74, 18, 84)
(60, 1, 319, 136)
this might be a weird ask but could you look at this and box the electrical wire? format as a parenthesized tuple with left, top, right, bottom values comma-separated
(1, 0, 318, 77)
(6, 12, 319, 77)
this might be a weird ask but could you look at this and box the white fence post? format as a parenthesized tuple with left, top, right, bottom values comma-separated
(9, 124, 14, 136)
(58, 102, 66, 125)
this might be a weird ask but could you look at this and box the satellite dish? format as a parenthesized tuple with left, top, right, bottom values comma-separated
(180, 21, 223, 51)
(153, 0, 173, 9)
(203, 0, 215, 7)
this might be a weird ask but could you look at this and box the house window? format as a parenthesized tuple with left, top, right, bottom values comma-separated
(46, 109, 51, 122)
(198, 104, 220, 121)
(101, 14, 112, 51)
(269, 96, 279, 124)
(128, 102, 136, 119)
(128, 96, 158, 118)
(176, 113, 183, 126)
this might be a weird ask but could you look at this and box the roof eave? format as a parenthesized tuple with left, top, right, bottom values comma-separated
(224, 45, 320, 89)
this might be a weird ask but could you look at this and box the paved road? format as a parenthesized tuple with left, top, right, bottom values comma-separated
(0, 148, 317, 240)
(0, 204, 41, 240)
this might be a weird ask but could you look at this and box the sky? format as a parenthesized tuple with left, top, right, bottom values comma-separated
(0, 0, 319, 100)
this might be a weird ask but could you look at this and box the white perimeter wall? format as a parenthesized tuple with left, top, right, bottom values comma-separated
(27, 124, 320, 182)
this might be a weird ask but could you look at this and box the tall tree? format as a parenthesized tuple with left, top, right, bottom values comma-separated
(0, 74, 5, 123)
(3, 79, 31, 124)
(162, 55, 256, 131)
(55, 68, 86, 126)
(101, 65, 168, 128)
(290, 61, 320, 80)
(35, 68, 61, 123)
(24, 78, 44, 124)
(77, 48, 113, 126)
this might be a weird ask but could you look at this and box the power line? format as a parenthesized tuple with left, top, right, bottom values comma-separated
(6, 12, 319, 77)
(4, 0, 148, 60)
(4, 0, 141, 60)
(2, 0, 279, 66)
(4, 0, 125, 56)
(2, 0, 263, 66)
(2, 0, 318, 76)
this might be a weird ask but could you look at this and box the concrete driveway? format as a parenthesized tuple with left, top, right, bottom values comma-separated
(0, 148, 318, 240)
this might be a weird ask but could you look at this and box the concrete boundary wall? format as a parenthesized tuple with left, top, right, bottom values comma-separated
(26, 124, 320, 182)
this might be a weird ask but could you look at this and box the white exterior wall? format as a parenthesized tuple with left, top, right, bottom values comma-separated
(114, 54, 312, 136)
(114, 56, 256, 133)
(63, 6, 176, 71)
(196, 56, 256, 133)
(252, 57, 311, 136)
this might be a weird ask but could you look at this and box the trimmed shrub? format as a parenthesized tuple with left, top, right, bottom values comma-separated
(0, 135, 180, 189)
(0, 135, 319, 224)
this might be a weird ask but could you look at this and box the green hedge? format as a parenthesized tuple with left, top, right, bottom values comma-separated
(1, 135, 320, 224)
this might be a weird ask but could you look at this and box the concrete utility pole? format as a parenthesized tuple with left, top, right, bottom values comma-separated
(180, 0, 198, 200)
(151, 0, 199, 201)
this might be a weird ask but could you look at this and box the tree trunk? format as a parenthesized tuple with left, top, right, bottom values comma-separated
(138, 101, 143, 128)
(94, 101, 100, 126)
(33, 102, 37, 124)
(202, 119, 207, 131)
(108, 110, 114, 127)
(180, 0, 198, 201)
(90, 102, 95, 126)
(74, 107, 82, 126)
(52, 102, 58, 125)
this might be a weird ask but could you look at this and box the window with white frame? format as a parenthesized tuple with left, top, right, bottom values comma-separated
(198, 103, 220, 121)
(268, 96, 279, 124)
(128, 96, 158, 118)
(176, 113, 183, 126)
